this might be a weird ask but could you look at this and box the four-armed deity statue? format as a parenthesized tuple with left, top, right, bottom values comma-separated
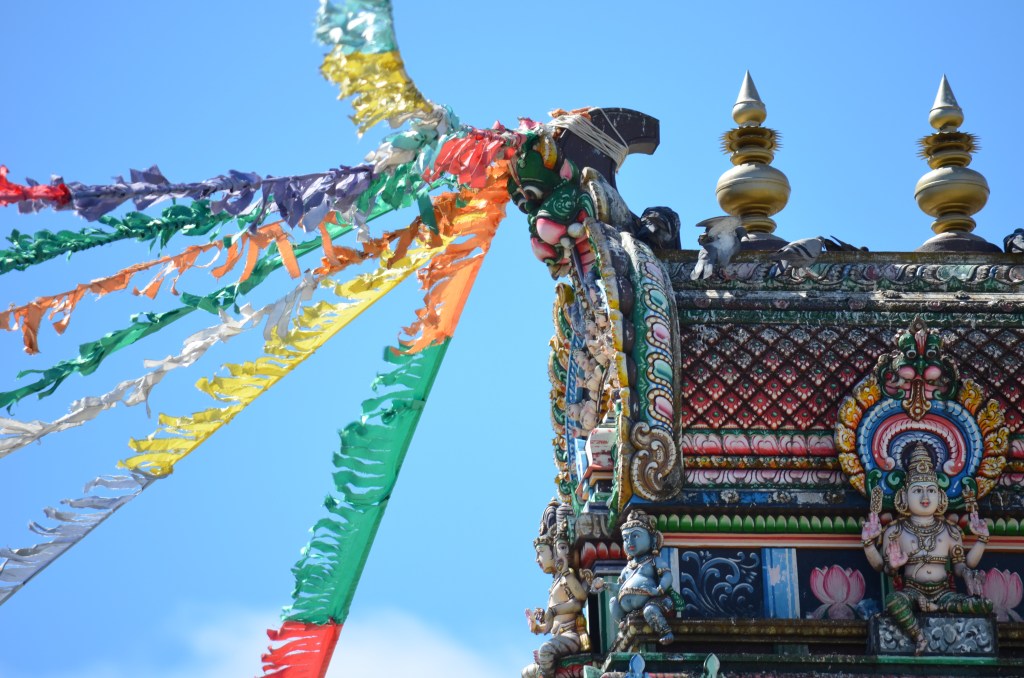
(862, 443, 993, 653)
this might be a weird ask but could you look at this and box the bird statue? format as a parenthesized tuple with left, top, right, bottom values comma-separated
(769, 237, 826, 277)
(691, 216, 745, 280)
(1004, 228, 1024, 254)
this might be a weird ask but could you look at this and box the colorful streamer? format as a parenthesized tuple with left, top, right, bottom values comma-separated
(262, 622, 342, 678)
(0, 165, 70, 212)
(0, 242, 441, 605)
(0, 162, 373, 225)
(0, 219, 309, 354)
(0, 200, 237, 277)
(262, 162, 511, 675)
(120, 244, 441, 477)
(0, 175, 456, 411)
(316, 0, 432, 133)
(0, 274, 319, 459)
(0, 473, 152, 605)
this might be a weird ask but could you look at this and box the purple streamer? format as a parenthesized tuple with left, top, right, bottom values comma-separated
(63, 164, 375, 226)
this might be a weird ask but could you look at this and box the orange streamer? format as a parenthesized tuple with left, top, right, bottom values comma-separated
(400, 161, 510, 353)
(2, 221, 300, 354)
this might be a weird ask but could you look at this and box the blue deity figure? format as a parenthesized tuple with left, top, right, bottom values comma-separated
(611, 509, 675, 644)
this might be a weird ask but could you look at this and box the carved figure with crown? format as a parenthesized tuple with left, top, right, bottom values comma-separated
(861, 442, 993, 653)
(523, 501, 604, 678)
(610, 509, 675, 646)
(836, 318, 1008, 654)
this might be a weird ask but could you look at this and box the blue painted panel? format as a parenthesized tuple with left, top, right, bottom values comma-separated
(762, 547, 800, 619)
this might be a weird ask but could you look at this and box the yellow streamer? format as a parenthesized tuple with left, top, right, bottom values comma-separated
(120, 242, 446, 477)
(320, 48, 432, 134)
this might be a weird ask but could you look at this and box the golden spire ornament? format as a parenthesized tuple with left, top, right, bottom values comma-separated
(715, 72, 791, 250)
(914, 76, 999, 252)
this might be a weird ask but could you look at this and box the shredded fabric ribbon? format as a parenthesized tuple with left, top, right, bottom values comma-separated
(263, 162, 511, 676)
(0, 220, 306, 355)
(0, 473, 153, 605)
(119, 244, 442, 477)
(0, 165, 70, 212)
(426, 126, 522, 188)
(0, 163, 374, 225)
(262, 621, 342, 678)
(316, 0, 432, 133)
(0, 175, 455, 411)
(0, 200, 238, 277)
(0, 244, 441, 606)
(0, 274, 319, 459)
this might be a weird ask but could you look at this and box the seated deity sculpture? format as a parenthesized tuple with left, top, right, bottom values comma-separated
(861, 442, 993, 654)
(610, 509, 675, 645)
(523, 503, 603, 678)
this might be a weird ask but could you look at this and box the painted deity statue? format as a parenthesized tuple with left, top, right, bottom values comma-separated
(861, 443, 993, 654)
(523, 503, 603, 678)
(610, 509, 675, 645)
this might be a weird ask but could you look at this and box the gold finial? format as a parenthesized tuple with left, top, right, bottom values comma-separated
(929, 75, 964, 131)
(914, 76, 997, 251)
(733, 71, 767, 126)
(716, 72, 790, 247)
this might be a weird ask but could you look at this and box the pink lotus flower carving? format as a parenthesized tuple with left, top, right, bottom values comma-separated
(982, 569, 1023, 622)
(809, 565, 865, 619)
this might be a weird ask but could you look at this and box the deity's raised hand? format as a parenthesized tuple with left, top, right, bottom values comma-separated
(861, 511, 882, 545)
(969, 511, 990, 539)
(886, 538, 908, 569)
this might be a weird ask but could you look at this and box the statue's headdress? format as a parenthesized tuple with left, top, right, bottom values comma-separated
(906, 442, 938, 486)
(620, 509, 663, 556)
(534, 499, 559, 548)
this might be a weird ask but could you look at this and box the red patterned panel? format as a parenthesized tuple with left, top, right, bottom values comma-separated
(678, 324, 1024, 434)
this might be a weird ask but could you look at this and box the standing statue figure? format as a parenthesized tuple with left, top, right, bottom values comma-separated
(523, 503, 603, 678)
(861, 442, 993, 654)
(610, 509, 675, 645)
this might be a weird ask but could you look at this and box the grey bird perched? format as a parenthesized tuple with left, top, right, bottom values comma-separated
(769, 237, 825, 277)
(691, 216, 746, 280)
(1005, 228, 1024, 254)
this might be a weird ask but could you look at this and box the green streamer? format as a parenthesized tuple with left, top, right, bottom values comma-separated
(0, 176, 458, 411)
(284, 340, 449, 624)
(0, 201, 249, 276)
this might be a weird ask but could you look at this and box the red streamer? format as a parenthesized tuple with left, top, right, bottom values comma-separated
(425, 127, 519, 189)
(262, 621, 342, 678)
(0, 165, 70, 207)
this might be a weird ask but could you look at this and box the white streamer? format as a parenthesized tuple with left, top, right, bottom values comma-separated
(0, 274, 318, 459)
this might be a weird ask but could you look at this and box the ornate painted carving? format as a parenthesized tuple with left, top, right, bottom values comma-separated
(620, 233, 682, 502)
(681, 431, 835, 457)
(684, 469, 845, 488)
(667, 257, 1024, 294)
(678, 549, 762, 618)
(523, 501, 602, 678)
(836, 319, 1008, 502)
(678, 323, 889, 431)
(861, 444, 993, 655)
(610, 510, 676, 646)
(871, 615, 996, 656)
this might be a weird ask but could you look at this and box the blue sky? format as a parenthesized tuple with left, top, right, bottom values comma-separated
(1, 2, 1023, 676)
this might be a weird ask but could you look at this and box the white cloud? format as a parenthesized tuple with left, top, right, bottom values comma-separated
(5, 607, 518, 678)
(332, 610, 515, 678)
